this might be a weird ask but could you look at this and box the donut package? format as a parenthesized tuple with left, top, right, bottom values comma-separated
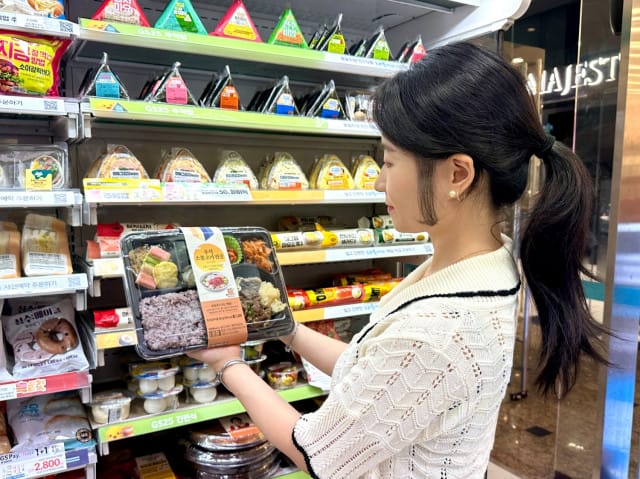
(120, 227, 294, 359)
(1, 298, 90, 378)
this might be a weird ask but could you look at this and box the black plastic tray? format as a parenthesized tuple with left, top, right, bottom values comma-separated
(121, 227, 294, 359)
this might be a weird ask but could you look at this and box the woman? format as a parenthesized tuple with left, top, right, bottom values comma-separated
(189, 42, 607, 478)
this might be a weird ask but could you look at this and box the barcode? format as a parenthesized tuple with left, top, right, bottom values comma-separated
(67, 276, 82, 288)
(53, 193, 66, 203)
(59, 22, 73, 33)
(43, 100, 58, 111)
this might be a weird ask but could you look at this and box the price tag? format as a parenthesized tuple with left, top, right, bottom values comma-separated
(0, 383, 17, 401)
(199, 184, 252, 202)
(0, 96, 64, 114)
(0, 443, 66, 479)
(323, 190, 385, 202)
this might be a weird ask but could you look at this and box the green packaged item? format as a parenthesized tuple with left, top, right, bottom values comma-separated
(318, 13, 345, 54)
(268, 7, 308, 48)
(155, 0, 208, 34)
(365, 27, 390, 60)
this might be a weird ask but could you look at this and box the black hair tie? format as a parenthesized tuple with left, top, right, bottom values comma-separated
(537, 134, 556, 158)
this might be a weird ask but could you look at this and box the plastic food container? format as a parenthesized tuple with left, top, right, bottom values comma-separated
(244, 355, 267, 375)
(183, 362, 217, 384)
(140, 385, 183, 414)
(266, 362, 299, 390)
(131, 362, 180, 394)
(120, 227, 295, 359)
(90, 390, 132, 424)
(240, 340, 265, 361)
(185, 441, 278, 476)
(190, 420, 265, 451)
(0, 143, 68, 189)
(186, 382, 219, 404)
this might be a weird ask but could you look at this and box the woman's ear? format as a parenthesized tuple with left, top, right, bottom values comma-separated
(448, 154, 475, 197)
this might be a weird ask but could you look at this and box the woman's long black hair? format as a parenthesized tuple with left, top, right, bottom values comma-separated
(372, 42, 608, 396)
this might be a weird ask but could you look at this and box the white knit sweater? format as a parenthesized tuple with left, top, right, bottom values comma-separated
(292, 237, 520, 479)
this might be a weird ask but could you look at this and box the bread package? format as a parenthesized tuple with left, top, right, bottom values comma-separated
(309, 154, 355, 190)
(86, 144, 149, 180)
(212, 150, 259, 189)
(155, 148, 210, 183)
(21, 214, 72, 276)
(0, 221, 20, 279)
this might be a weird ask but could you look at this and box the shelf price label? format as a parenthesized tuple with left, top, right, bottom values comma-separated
(323, 190, 385, 202)
(0, 96, 65, 115)
(0, 191, 76, 207)
(199, 184, 252, 202)
(0, 275, 87, 298)
(0, 443, 66, 479)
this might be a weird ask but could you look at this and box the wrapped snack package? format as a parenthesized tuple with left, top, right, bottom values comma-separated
(315, 13, 345, 54)
(396, 34, 426, 64)
(357, 26, 391, 60)
(86, 144, 149, 179)
(155, 147, 210, 183)
(92, 222, 178, 258)
(0, 31, 69, 96)
(155, 0, 208, 34)
(260, 152, 309, 190)
(79, 52, 130, 100)
(143, 61, 197, 106)
(2, 299, 90, 378)
(351, 154, 380, 189)
(212, 150, 258, 189)
(199, 65, 239, 110)
(92, 0, 150, 26)
(7, 392, 92, 452)
(309, 154, 355, 189)
(0, 0, 65, 18)
(252, 75, 299, 115)
(268, 7, 307, 48)
(21, 213, 72, 276)
(302, 80, 344, 119)
(345, 92, 373, 122)
(0, 221, 20, 279)
(271, 228, 374, 250)
(210, 0, 262, 42)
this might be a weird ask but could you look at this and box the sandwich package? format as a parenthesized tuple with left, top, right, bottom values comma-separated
(268, 7, 307, 48)
(21, 213, 72, 276)
(309, 154, 355, 189)
(352, 26, 391, 60)
(351, 154, 380, 189)
(92, 0, 150, 26)
(309, 13, 345, 54)
(212, 150, 259, 189)
(0, 143, 68, 190)
(259, 152, 309, 190)
(7, 392, 93, 452)
(120, 227, 294, 359)
(141, 62, 198, 106)
(2, 298, 90, 378)
(0, 221, 20, 279)
(300, 80, 344, 119)
(248, 76, 299, 116)
(85, 144, 149, 180)
(78, 52, 130, 100)
(199, 65, 240, 110)
(210, 0, 262, 43)
(155, 0, 208, 34)
(155, 148, 211, 183)
(396, 34, 426, 64)
(88, 222, 178, 259)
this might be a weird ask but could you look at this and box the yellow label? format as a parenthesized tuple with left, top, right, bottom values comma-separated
(25, 169, 52, 191)
(193, 243, 225, 272)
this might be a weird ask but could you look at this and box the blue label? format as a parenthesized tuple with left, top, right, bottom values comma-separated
(96, 72, 120, 98)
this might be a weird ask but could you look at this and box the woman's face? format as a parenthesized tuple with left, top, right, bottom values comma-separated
(375, 137, 429, 233)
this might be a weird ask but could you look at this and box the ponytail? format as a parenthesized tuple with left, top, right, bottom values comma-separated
(521, 141, 609, 396)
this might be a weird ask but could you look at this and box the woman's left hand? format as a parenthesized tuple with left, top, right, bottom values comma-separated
(187, 345, 242, 372)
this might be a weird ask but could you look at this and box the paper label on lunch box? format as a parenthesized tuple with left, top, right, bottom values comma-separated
(180, 227, 247, 347)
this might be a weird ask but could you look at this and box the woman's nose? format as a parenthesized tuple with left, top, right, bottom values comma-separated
(374, 168, 386, 192)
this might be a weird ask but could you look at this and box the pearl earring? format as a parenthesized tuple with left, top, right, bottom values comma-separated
(448, 190, 457, 199)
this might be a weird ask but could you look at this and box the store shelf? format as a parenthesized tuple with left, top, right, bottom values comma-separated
(293, 302, 380, 323)
(278, 243, 433, 266)
(83, 183, 386, 224)
(76, 19, 406, 87)
(81, 98, 380, 139)
(94, 384, 324, 455)
(0, 371, 91, 401)
(76, 257, 125, 297)
(0, 13, 78, 37)
(0, 274, 88, 310)
(0, 190, 83, 226)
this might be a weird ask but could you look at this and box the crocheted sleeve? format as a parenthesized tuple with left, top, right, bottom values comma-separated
(292, 316, 479, 478)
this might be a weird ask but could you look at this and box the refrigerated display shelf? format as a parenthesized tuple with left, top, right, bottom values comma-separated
(93, 384, 324, 455)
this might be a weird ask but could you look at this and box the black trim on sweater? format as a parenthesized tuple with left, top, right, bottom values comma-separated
(292, 426, 321, 479)
(356, 283, 521, 345)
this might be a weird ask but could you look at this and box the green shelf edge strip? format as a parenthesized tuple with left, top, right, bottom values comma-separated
(97, 384, 324, 443)
(78, 19, 406, 78)
(276, 472, 311, 479)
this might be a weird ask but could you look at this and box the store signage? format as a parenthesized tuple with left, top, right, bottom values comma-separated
(527, 53, 620, 96)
